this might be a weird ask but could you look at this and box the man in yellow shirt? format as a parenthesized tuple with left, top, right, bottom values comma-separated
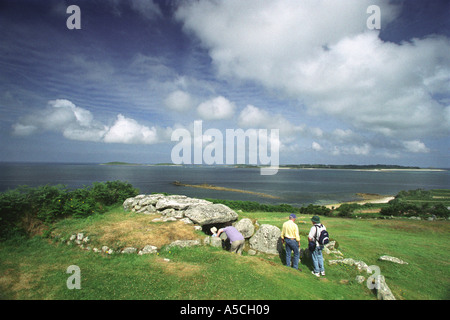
(281, 213, 301, 270)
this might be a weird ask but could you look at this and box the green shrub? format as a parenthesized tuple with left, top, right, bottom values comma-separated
(299, 204, 332, 217)
(337, 203, 360, 217)
(380, 200, 414, 217)
(0, 188, 29, 240)
(0, 181, 139, 240)
(430, 203, 449, 218)
(380, 199, 449, 218)
(396, 189, 433, 201)
(91, 181, 139, 206)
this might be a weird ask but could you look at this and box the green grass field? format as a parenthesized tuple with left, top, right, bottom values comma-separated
(1, 205, 448, 300)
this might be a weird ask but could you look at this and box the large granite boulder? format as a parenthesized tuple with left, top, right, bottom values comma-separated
(184, 203, 238, 226)
(249, 224, 282, 255)
(123, 194, 212, 216)
(233, 218, 255, 238)
(155, 195, 211, 211)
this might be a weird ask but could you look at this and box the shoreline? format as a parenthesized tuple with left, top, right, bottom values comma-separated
(279, 167, 446, 172)
(324, 194, 395, 209)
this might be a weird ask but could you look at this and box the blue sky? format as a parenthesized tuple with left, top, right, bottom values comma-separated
(0, 0, 449, 167)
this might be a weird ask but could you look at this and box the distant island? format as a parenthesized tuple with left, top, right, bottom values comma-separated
(100, 162, 142, 166)
(100, 162, 181, 166)
(100, 162, 446, 171)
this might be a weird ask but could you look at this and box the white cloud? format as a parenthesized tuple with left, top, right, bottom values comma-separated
(352, 144, 371, 156)
(238, 105, 270, 128)
(197, 96, 236, 120)
(312, 142, 322, 151)
(12, 99, 107, 141)
(164, 90, 194, 112)
(103, 114, 158, 144)
(402, 140, 430, 153)
(301, 34, 450, 138)
(176, 0, 450, 140)
(12, 99, 171, 145)
(237, 104, 307, 153)
(12, 123, 37, 136)
(308, 127, 323, 139)
(332, 143, 371, 156)
(332, 129, 357, 143)
(238, 105, 304, 137)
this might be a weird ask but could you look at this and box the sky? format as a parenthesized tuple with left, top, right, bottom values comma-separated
(0, 0, 449, 167)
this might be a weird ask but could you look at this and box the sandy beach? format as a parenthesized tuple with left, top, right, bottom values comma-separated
(324, 194, 395, 209)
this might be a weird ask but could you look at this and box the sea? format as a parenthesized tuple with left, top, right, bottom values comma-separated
(0, 163, 448, 207)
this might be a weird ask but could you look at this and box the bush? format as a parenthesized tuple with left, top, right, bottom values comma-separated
(0, 181, 139, 240)
(380, 198, 449, 218)
(380, 200, 415, 217)
(299, 204, 332, 217)
(0, 188, 30, 241)
(396, 189, 432, 201)
(90, 181, 138, 206)
(336, 203, 360, 217)
(430, 203, 449, 218)
(61, 187, 96, 219)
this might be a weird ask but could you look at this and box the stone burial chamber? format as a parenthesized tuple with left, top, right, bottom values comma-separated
(123, 194, 282, 255)
(123, 194, 239, 225)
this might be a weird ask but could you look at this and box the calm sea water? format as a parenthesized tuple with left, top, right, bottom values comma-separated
(0, 163, 448, 207)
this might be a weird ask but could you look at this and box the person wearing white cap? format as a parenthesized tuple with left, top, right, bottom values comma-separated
(281, 213, 301, 270)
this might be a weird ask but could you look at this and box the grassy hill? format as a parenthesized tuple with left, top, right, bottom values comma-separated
(1, 204, 448, 300)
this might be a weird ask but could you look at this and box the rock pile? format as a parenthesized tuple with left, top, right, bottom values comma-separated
(55, 231, 200, 256)
(123, 194, 238, 225)
(327, 251, 405, 300)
